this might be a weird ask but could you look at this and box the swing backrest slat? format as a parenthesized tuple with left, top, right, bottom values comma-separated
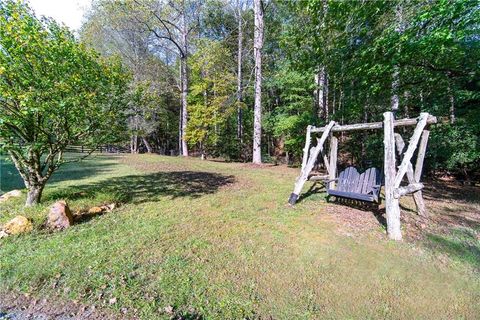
(328, 166, 382, 202)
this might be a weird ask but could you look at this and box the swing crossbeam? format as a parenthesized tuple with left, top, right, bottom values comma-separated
(289, 112, 437, 241)
(310, 115, 437, 133)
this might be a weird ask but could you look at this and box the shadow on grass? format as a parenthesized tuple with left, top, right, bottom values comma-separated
(0, 155, 118, 192)
(296, 182, 326, 204)
(297, 182, 388, 228)
(438, 209, 480, 230)
(423, 180, 480, 204)
(426, 229, 480, 270)
(45, 171, 236, 205)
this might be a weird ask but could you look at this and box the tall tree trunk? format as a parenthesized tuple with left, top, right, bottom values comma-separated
(447, 77, 455, 124)
(332, 76, 336, 116)
(314, 68, 327, 120)
(252, 0, 264, 164)
(391, 66, 400, 113)
(236, 0, 244, 144)
(403, 90, 410, 118)
(325, 72, 329, 121)
(142, 137, 153, 153)
(314, 1, 329, 122)
(131, 134, 138, 154)
(180, 57, 189, 156)
(391, 3, 404, 114)
(180, 2, 189, 157)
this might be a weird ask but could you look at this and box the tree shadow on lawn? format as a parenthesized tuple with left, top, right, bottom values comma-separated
(423, 180, 480, 204)
(425, 229, 480, 270)
(0, 156, 118, 192)
(45, 171, 236, 205)
(298, 182, 387, 227)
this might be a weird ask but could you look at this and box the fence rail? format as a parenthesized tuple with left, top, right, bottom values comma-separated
(64, 145, 130, 154)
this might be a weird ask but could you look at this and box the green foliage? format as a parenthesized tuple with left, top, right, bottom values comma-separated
(264, 64, 316, 158)
(186, 40, 236, 157)
(428, 123, 480, 176)
(272, 0, 480, 171)
(0, 0, 129, 203)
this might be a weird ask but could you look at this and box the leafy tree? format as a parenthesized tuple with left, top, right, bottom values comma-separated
(0, 1, 129, 206)
(82, 4, 179, 154)
(186, 40, 236, 159)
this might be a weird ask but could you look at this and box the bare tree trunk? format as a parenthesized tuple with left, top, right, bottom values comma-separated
(325, 72, 329, 121)
(142, 137, 153, 153)
(252, 0, 264, 164)
(391, 66, 400, 113)
(447, 78, 455, 124)
(332, 76, 336, 117)
(178, 89, 183, 155)
(180, 7, 189, 157)
(236, 0, 244, 144)
(314, 68, 326, 120)
(391, 3, 404, 113)
(403, 90, 410, 118)
(131, 134, 138, 154)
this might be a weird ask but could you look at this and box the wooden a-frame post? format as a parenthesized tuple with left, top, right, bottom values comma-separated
(289, 121, 335, 205)
(383, 112, 431, 240)
(384, 112, 402, 240)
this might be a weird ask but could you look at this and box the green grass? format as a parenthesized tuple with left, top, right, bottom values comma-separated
(1, 154, 479, 319)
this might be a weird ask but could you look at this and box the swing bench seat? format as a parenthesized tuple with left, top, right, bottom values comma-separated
(326, 167, 382, 203)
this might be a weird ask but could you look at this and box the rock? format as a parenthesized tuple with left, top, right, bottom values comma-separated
(88, 206, 104, 215)
(101, 203, 116, 212)
(108, 297, 117, 305)
(2, 215, 33, 235)
(0, 190, 22, 203)
(47, 201, 73, 230)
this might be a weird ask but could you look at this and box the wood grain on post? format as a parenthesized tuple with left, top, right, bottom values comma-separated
(384, 112, 402, 240)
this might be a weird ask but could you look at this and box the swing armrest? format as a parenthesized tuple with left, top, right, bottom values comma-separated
(323, 178, 338, 183)
(368, 184, 382, 195)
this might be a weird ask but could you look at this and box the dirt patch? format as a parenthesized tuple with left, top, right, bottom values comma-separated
(322, 202, 386, 239)
(0, 292, 130, 320)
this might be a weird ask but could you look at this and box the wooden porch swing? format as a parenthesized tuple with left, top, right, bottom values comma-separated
(288, 112, 437, 240)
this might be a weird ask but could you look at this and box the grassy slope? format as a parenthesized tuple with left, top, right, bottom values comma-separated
(0, 154, 479, 319)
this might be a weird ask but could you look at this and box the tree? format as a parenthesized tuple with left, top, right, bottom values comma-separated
(186, 39, 236, 159)
(122, 0, 203, 157)
(81, 2, 179, 154)
(236, 0, 245, 146)
(252, 0, 264, 164)
(0, 1, 129, 206)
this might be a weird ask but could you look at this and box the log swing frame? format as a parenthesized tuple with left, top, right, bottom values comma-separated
(288, 111, 437, 240)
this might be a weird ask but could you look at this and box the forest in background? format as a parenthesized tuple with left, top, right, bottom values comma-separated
(78, 0, 478, 179)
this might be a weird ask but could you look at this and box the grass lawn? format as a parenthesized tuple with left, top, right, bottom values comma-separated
(0, 154, 479, 319)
